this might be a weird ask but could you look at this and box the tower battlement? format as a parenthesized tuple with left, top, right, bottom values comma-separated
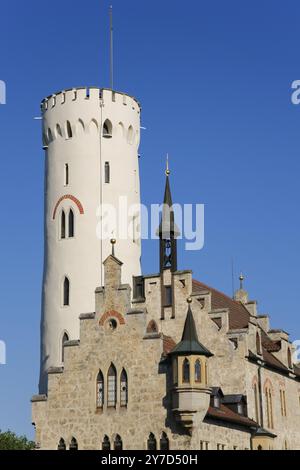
(41, 87, 141, 113)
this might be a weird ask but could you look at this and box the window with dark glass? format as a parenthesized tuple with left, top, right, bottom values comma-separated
(114, 435, 123, 451)
(195, 359, 201, 383)
(102, 435, 110, 450)
(107, 363, 117, 407)
(147, 433, 157, 450)
(120, 369, 128, 407)
(64, 163, 69, 186)
(63, 277, 70, 306)
(182, 358, 190, 383)
(61, 211, 66, 239)
(62, 332, 69, 362)
(68, 209, 74, 238)
(164, 286, 172, 307)
(57, 438, 66, 450)
(105, 162, 110, 183)
(160, 432, 169, 450)
(133, 276, 145, 300)
(69, 437, 78, 451)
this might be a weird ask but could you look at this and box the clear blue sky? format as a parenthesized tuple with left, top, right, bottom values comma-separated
(0, 0, 300, 438)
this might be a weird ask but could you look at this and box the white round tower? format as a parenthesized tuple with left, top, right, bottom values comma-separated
(39, 87, 141, 392)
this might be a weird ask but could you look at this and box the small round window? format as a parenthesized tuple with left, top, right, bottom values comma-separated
(108, 318, 117, 331)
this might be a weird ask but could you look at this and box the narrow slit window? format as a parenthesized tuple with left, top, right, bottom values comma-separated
(105, 162, 110, 183)
(120, 369, 128, 407)
(68, 209, 74, 238)
(63, 277, 70, 306)
(66, 121, 73, 139)
(62, 332, 69, 362)
(182, 358, 190, 383)
(195, 359, 201, 383)
(64, 164, 69, 186)
(164, 286, 172, 307)
(96, 370, 104, 409)
(61, 211, 66, 239)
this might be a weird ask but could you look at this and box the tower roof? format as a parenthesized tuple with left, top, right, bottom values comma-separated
(157, 173, 180, 239)
(170, 304, 213, 356)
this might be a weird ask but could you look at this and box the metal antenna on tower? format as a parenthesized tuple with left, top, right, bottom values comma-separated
(109, 5, 114, 90)
(231, 257, 235, 299)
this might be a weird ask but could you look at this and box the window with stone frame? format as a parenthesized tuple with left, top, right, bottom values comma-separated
(120, 369, 128, 407)
(96, 370, 104, 409)
(107, 363, 117, 407)
(182, 358, 190, 383)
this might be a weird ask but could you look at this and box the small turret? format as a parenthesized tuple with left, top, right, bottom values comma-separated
(170, 298, 213, 430)
(234, 272, 249, 304)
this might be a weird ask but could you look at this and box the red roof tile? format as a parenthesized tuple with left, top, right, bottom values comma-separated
(162, 335, 176, 355)
(206, 403, 257, 428)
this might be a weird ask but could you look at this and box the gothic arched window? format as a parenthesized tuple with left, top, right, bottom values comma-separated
(107, 363, 117, 407)
(63, 277, 70, 306)
(102, 435, 110, 450)
(64, 163, 69, 185)
(57, 438, 66, 450)
(96, 370, 104, 409)
(68, 209, 74, 238)
(103, 119, 112, 138)
(182, 358, 190, 383)
(61, 210, 66, 239)
(120, 369, 128, 407)
(69, 437, 78, 451)
(147, 433, 157, 450)
(62, 332, 69, 363)
(114, 434, 123, 451)
(160, 432, 169, 450)
(195, 359, 201, 383)
(66, 121, 73, 139)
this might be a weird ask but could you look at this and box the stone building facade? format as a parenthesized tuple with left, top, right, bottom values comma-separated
(32, 173, 300, 450)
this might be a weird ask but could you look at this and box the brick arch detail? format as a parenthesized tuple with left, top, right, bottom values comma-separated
(99, 310, 125, 326)
(52, 195, 84, 220)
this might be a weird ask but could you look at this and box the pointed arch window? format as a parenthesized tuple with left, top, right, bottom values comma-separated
(63, 277, 70, 306)
(102, 435, 111, 450)
(195, 359, 201, 383)
(57, 438, 66, 450)
(69, 437, 78, 451)
(56, 124, 62, 137)
(105, 162, 110, 183)
(114, 435, 123, 451)
(66, 121, 73, 139)
(147, 433, 157, 450)
(160, 432, 169, 450)
(62, 332, 69, 363)
(107, 363, 117, 407)
(96, 370, 104, 409)
(68, 209, 74, 238)
(182, 358, 190, 383)
(61, 211, 66, 239)
(120, 369, 128, 407)
(103, 119, 112, 138)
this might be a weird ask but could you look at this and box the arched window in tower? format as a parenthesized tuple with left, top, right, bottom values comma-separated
(64, 164, 69, 186)
(256, 332, 261, 355)
(102, 435, 110, 450)
(147, 433, 157, 451)
(57, 438, 66, 450)
(48, 128, 53, 143)
(182, 358, 190, 383)
(63, 277, 70, 306)
(103, 119, 112, 138)
(120, 369, 128, 407)
(68, 209, 74, 238)
(96, 370, 104, 409)
(288, 348, 292, 369)
(60, 210, 66, 239)
(69, 437, 78, 451)
(107, 363, 117, 407)
(127, 125, 134, 144)
(56, 123, 62, 137)
(61, 332, 69, 363)
(160, 432, 169, 450)
(105, 162, 110, 183)
(195, 359, 201, 383)
(66, 121, 73, 139)
(114, 434, 123, 451)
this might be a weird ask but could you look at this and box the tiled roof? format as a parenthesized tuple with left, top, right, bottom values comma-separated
(162, 335, 176, 355)
(192, 279, 250, 330)
(206, 403, 257, 429)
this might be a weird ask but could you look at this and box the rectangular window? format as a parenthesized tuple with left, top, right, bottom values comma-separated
(164, 286, 172, 307)
(105, 162, 110, 183)
(64, 163, 69, 186)
(133, 276, 145, 300)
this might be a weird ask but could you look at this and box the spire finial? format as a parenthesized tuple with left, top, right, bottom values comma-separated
(187, 297, 192, 304)
(110, 237, 116, 256)
(165, 153, 170, 176)
(239, 272, 244, 290)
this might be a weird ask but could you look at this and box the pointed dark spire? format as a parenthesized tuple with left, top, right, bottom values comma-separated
(170, 300, 213, 356)
(157, 159, 180, 272)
